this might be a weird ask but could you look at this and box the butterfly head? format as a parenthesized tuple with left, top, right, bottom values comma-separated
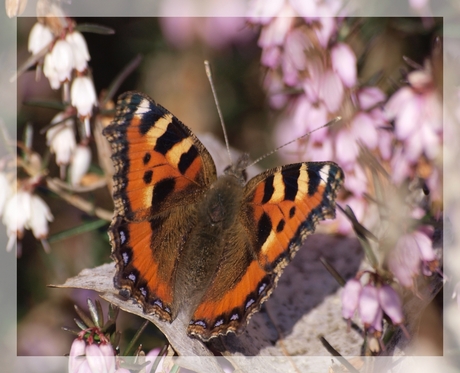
(224, 153, 249, 184)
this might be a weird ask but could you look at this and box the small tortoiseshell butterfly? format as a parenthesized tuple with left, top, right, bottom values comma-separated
(103, 91, 344, 342)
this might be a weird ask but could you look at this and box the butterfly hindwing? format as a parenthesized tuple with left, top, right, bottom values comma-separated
(187, 161, 344, 340)
(243, 162, 344, 270)
(103, 91, 217, 222)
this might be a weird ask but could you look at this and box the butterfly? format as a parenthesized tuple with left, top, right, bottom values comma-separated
(102, 91, 344, 342)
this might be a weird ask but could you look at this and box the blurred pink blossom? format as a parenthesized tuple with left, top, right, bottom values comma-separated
(341, 278, 362, 319)
(359, 285, 380, 327)
(331, 42, 357, 88)
(388, 229, 437, 288)
(378, 285, 404, 325)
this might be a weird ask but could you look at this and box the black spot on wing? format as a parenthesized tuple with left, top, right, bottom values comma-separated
(257, 212, 272, 250)
(289, 206, 296, 218)
(276, 219, 285, 233)
(143, 170, 153, 184)
(143, 152, 151, 165)
(178, 145, 199, 175)
(282, 168, 299, 201)
(152, 177, 175, 206)
(261, 174, 275, 203)
(306, 163, 322, 196)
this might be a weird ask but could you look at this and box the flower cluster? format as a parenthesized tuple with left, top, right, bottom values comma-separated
(248, 1, 442, 352)
(341, 278, 406, 339)
(248, 4, 392, 235)
(28, 15, 96, 183)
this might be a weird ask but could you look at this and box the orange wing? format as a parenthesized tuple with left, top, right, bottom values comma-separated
(187, 161, 343, 340)
(103, 91, 217, 222)
(103, 92, 217, 321)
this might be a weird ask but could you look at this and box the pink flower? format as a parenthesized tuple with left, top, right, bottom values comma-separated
(341, 279, 362, 319)
(357, 87, 386, 111)
(335, 128, 359, 168)
(343, 164, 367, 197)
(86, 343, 115, 373)
(378, 285, 404, 325)
(331, 42, 357, 88)
(258, 4, 296, 48)
(68, 339, 86, 373)
(247, 0, 285, 24)
(319, 69, 344, 113)
(358, 285, 380, 327)
(388, 230, 436, 288)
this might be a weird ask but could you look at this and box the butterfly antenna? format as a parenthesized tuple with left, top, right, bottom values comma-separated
(204, 60, 233, 165)
(246, 117, 342, 169)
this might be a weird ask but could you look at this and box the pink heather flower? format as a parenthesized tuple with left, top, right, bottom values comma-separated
(292, 96, 328, 143)
(388, 230, 436, 288)
(261, 45, 281, 68)
(358, 284, 380, 327)
(258, 4, 296, 48)
(385, 67, 442, 163)
(310, 17, 337, 48)
(49, 39, 75, 83)
(341, 279, 362, 319)
(263, 73, 289, 109)
(70, 144, 92, 186)
(335, 128, 359, 168)
(370, 305, 383, 333)
(357, 87, 386, 111)
(378, 285, 404, 325)
(319, 69, 344, 113)
(66, 31, 90, 72)
(28, 22, 54, 55)
(350, 112, 379, 150)
(282, 28, 311, 85)
(71, 76, 98, 118)
(247, 0, 285, 24)
(144, 348, 163, 373)
(68, 339, 86, 373)
(86, 343, 115, 373)
(331, 42, 357, 88)
(343, 164, 367, 197)
(47, 113, 77, 166)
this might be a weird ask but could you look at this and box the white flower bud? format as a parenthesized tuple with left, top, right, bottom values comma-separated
(70, 144, 92, 186)
(26, 194, 54, 239)
(66, 31, 90, 72)
(28, 22, 54, 55)
(50, 39, 75, 83)
(46, 113, 76, 166)
(71, 76, 97, 118)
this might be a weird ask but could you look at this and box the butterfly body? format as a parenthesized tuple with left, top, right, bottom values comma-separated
(103, 91, 344, 341)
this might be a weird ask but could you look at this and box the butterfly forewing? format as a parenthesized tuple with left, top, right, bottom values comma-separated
(103, 91, 217, 221)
